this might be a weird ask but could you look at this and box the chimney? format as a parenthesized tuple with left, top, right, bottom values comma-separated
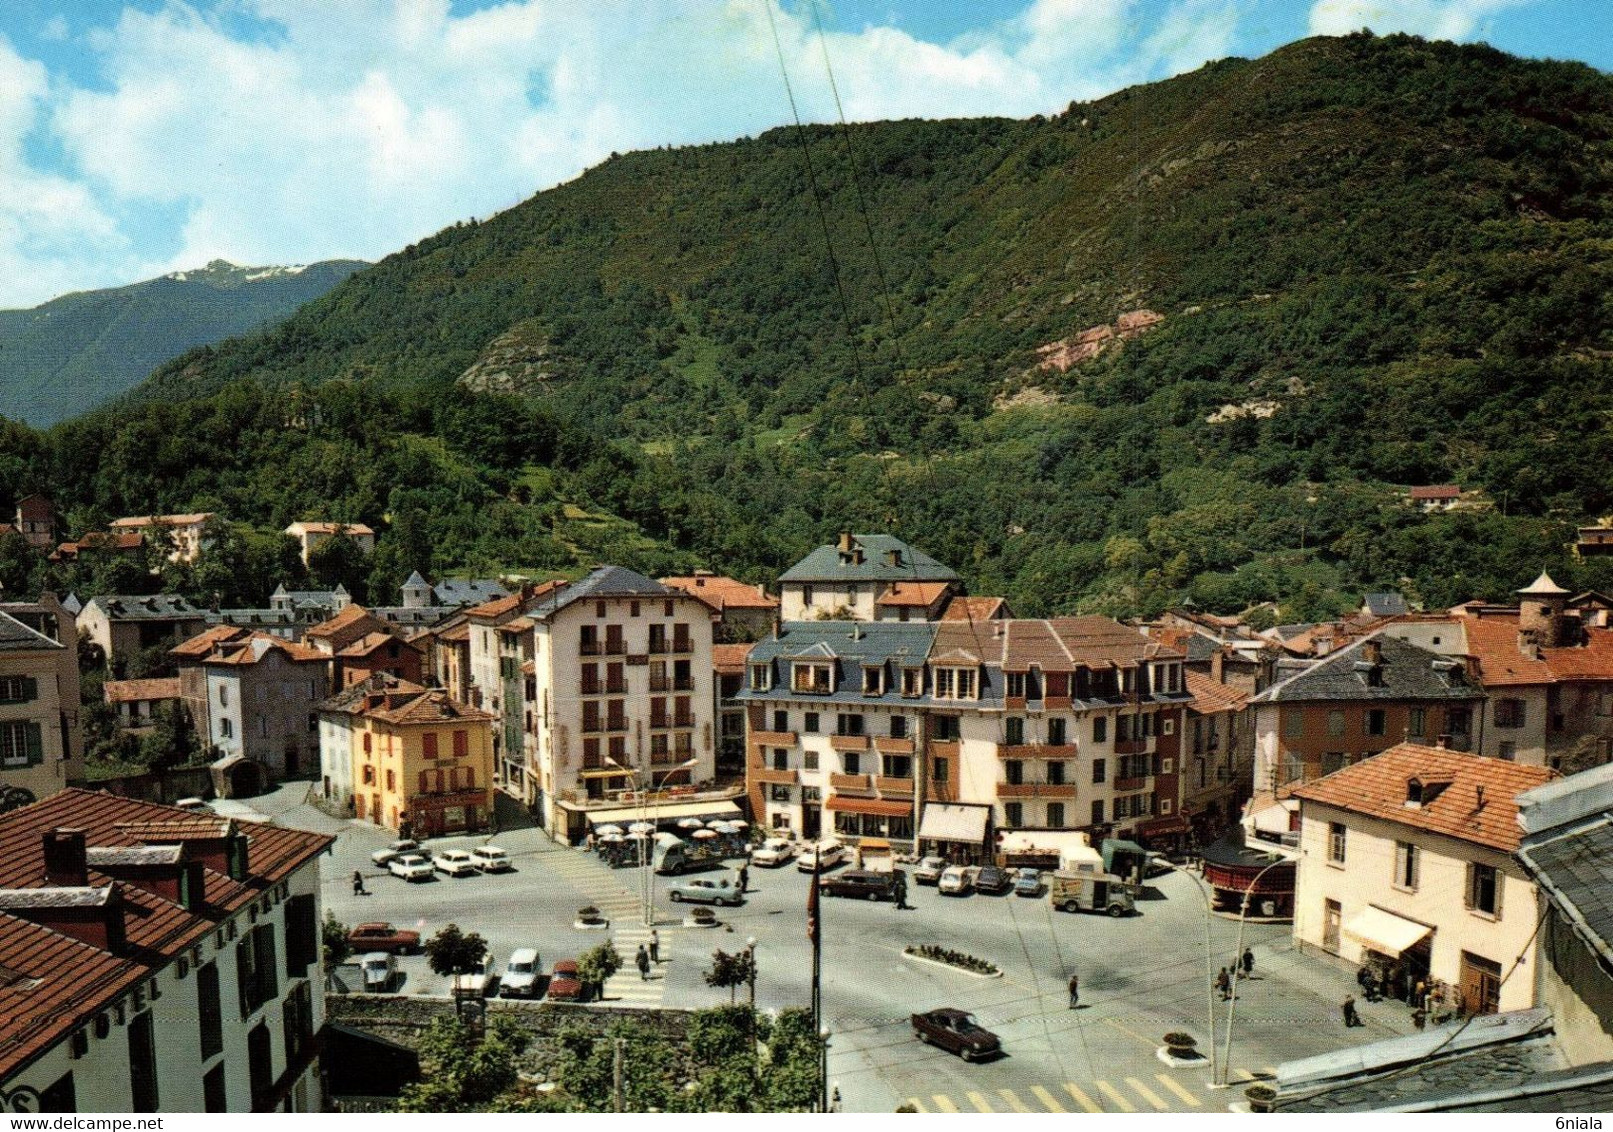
(1435, 733, 1451, 750)
(772, 615, 782, 640)
(1361, 639, 1382, 666)
(837, 532, 854, 554)
(1210, 648, 1225, 684)
(43, 829, 88, 887)
(0, 884, 126, 954)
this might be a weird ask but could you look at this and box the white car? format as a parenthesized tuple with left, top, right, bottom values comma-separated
(500, 948, 542, 999)
(451, 952, 498, 998)
(797, 840, 848, 873)
(387, 853, 434, 882)
(751, 838, 796, 867)
(434, 849, 479, 877)
(372, 839, 421, 867)
(470, 845, 513, 872)
(938, 865, 976, 896)
(913, 855, 948, 885)
(361, 952, 397, 993)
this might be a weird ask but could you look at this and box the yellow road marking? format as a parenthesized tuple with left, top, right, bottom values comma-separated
(1126, 1077, 1170, 1111)
(1095, 1081, 1137, 1112)
(931, 1095, 958, 1113)
(997, 1089, 1031, 1113)
(1154, 1073, 1202, 1107)
(905, 1098, 927, 1112)
(1063, 1084, 1103, 1113)
(965, 1090, 994, 1112)
(1030, 1086, 1067, 1112)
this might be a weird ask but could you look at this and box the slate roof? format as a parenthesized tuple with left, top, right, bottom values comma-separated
(434, 579, 509, 607)
(1289, 743, 1556, 853)
(524, 565, 680, 621)
(778, 534, 959, 583)
(739, 622, 939, 707)
(1363, 592, 1409, 617)
(0, 610, 61, 652)
(84, 594, 204, 621)
(1516, 762, 1613, 969)
(1252, 632, 1482, 703)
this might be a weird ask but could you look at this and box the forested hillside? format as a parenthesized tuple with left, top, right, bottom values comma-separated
(2, 32, 1610, 618)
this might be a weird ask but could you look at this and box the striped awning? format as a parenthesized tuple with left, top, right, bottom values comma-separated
(824, 796, 912, 818)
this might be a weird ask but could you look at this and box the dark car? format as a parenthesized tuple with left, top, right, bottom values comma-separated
(911, 1008, 1003, 1062)
(347, 922, 421, 955)
(547, 959, 584, 1002)
(974, 866, 1012, 895)
(821, 869, 905, 901)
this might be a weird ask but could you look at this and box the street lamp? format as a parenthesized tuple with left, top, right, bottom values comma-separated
(819, 1025, 831, 1114)
(603, 753, 698, 926)
(1219, 855, 1290, 1085)
(1158, 860, 1220, 1087)
(745, 936, 758, 1014)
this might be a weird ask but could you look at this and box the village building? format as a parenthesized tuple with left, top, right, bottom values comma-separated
(660, 572, 778, 642)
(347, 683, 495, 836)
(1408, 485, 1463, 512)
(1290, 743, 1554, 1016)
(78, 595, 209, 673)
(301, 605, 423, 689)
(197, 633, 329, 784)
(49, 529, 145, 565)
(0, 790, 332, 1112)
(1181, 670, 1253, 846)
(11, 494, 55, 552)
(282, 521, 375, 567)
(0, 609, 83, 805)
(939, 595, 1014, 623)
(108, 514, 215, 564)
(316, 675, 423, 814)
(103, 678, 182, 732)
(777, 533, 962, 622)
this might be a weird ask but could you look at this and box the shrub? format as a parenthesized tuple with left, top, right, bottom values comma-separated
(1163, 1032, 1197, 1048)
(904, 944, 999, 976)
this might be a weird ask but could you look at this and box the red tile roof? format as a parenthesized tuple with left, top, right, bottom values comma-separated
(1409, 485, 1461, 500)
(169, 624, 252, 659)
(0, 789, 331, 1081)
(463, 579, 567, 622)
(931, 616, 1175, 670)
(876, 581, 952, 608)
(335, 630, 423, 660)
(660, 575, 777, 612)
(303, 602, 380, 644)
(110, 513, 214, 528)
(940, 595, 1009, 622)
(712, 643, 753, 674)
(1185, 671, 1249, 715)
(1289, 743, 1556, 852)
(360, 688, 494, 726)
(202, 632, 327, 666)
(102, 678, 181, 705)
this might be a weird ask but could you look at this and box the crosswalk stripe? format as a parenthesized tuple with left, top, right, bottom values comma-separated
(1154, 1074, 1202, 1107)
(1095, 1081, 1137, 1113)
(965, 1091, 993, 1113)
(1262, 1067, 1278, 1078)
(1063, 1084, 1102, 1114)
(931, 1095, 958, 1113)
(906, 1098, 927, 1113)
(997, 1089, 1030, 1113)
(1126, 1077, 1170, 1111)
(1236, 1069, 1256, 1082)
(1029, 1086, 1066, 1113)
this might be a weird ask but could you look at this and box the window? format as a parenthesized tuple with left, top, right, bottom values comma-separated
(1366, 709, 1387, 737)
(933, 668, 952, 698)
(1117, 716, 1131, 743)
(803, 712, 819, 734)
(1161, 757, 1174, 775)
(1090, 799, 1104, 824)
(1327, 822, 1346, 864)
(1283, 710, 1304, 738)
(1327, 710, 1345, 737)
(203, 1065, 227, 1113)
(901, 668, 923, 697)
(285, 895, 317, 977)
(933, 667, 976, 701)
(931, 757, 949, 783)
(1160, 799, 1173, 815)
(219, 684, 229, 707)
(1005, 672, 1027, 699)
(1162, 717, 1174, 735)
(1005, 760, 1024, 785)
(283, 981, 313, 1069)
(836, 713, 864, 737)
(128, 1010, 158, 1112)
(792, 663, 833, 694)
(1394, 841, 1419, 890)
(801, 585, 814, 606)
(1499, 741, 1517, 760)
(932, 715, 960, 741)
(772, 749, 788, 772)
(1448, 707, 1472, 735)
(1093, 716, 1107, 743)
(862, 666, 884, 695)
(772, 710, 788, 732)
(1047, 802, 1066, 826)
(890, 715, 908, 739)
(1468, 863, 1500, 916)
(385, 769, 395, 791)
(0, 721, 43, 767)
(0, 675, 37, 703)
(1408, 707, 1426, 738)
(248, 1022, 273, 1111)
(630, 601, 640, 617)
(749, 663, 772, 691)
(1495, 699, 1526, 729)
(1048, 718, 1066, 746)
(843, 752, 861, 775)
(1003, 802, 1022, 828)
(1092, 758, 1106, 784)
(803, 750, 818, 771)
(422, 732, 439, 760)
(881, 754, 911, 779)
(1047, 761, 1066, 784)
(198, 959, 223, 1058)
(361, 764, 375, 786)
(219, 717, 233, 740)
(769, 784, 791, 803)
(1005, 717, 1025, 745)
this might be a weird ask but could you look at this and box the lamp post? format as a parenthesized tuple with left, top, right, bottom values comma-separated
(819, 1025, 831, 1113)
(1219, 856, 1289, 1086)
(603, 753, 698, 926)
(745, 936, 758, 1014)
(1159, 859, 1220, 1087)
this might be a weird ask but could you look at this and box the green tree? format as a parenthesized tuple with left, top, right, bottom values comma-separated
(703, 948, 756, 1005)
(423, 923, 488, 976)
(395, 1015, 528, 1112)
(136, 700, 200, 771)
(575, 941, 622, 995)
(323, 912, 353, 968)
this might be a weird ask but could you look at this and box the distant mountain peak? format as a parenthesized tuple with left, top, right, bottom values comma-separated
(163, 259, 318, 285)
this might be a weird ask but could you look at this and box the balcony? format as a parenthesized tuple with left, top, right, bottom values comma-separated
(753, 767, 798, 786)
(1044, 696, 1073, 710)
(1114, 775, 1149, 792)
(649, 675, 670, 692)
(605, 681, 627, 695)
(830, 772, 873, 793)
(751, 730, 796, 746)
(674, 676, 696, 691)
(579, 681, 602, 696)
(674, 714, 694, 729)
(874, 737, 915, 755)
(929, 741, 961, 759)
(830, 735, 869, 752)
(875, 776, 915, 797)
(649, 714, 670, 730)
(1005, 696, 1027, 711)
(1114, 738, 1151, 755)
(997, 782, 1078, 799)
(998, 744, 1079, 760)
(580, 642, 603, 657)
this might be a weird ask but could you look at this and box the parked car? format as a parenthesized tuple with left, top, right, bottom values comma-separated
(974, 865, 1012, 895)
(451, 952, 498, 998)
(361, 952, 397, 993)
(372, 839, 421, 867)
(796, 840, 849, 873)
(348, 922, 420, 955)
(433, 849, 479, 877)
(547, 959, 583, 1002)
(822, 868, 905, 901)
(500, 948, 542, 999)
(913, 856, 948, 885)
(751, 837, 796, 867)
(387, 853, 434, 882)
(470, 845, 513, 872)
(1013, 867, 1045, 897)
(938, 865, 975, 896)
(1049, 870, 1136, 917)
(911, 1008, 1003, 1062)
(667, 875, 744, 906)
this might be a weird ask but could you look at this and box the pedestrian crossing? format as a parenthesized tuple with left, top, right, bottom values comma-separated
(528, 847, 675, 1008)
(904, 1068, 1277, 1113)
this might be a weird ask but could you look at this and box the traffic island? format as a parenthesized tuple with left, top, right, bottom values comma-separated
(573, 905, 610, 931)
(1157, 1032, 1208, 1067)
(684, 907, 720, 928)
(902, 945, 1002, 978)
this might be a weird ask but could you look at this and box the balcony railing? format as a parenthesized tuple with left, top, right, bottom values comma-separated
(650, 714, 670, 729)
(874, 737, 915, 755)
(580, 642, 603, 656)
(649, 675, 670, 692)
(606, 681, 627, 695)
(997, 782, 1078, 799)
(1114, 738, 1151, 755)
(875, 776, 915, 796)
(830, 734, 869, 751)
(750, 730, 796, 746)
(674, 714, 694, 728)
(1114, 775, 1148, 792)
(929, 741, 961, 759)
(829, 772, 872, 793)
(580, 681, 601, 696)
(753, 767, 798, 786)
(998, 743, 1079, 760)
(674, 676, 696, 691)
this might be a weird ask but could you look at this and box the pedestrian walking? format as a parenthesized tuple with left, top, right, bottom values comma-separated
(738, 863, 749, 893)
(1216, 967, 1232, 1001)
(1067, 973, 1080, 1009)
(1241, 948, 1255, 977)
(352, 869, 367, 896)
(1342, 995, 1361, 1027)
(894, 874, 909, 910)
(636, 945, 651, 981)
(1412, 1007, 1427, 1031)
(649, 929, 660, 964)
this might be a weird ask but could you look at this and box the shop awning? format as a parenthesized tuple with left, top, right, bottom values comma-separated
(825, 796, 911, 818)
(916, 803, 991, 844)
(578, 799, 742, 826)
(1139, 815, 1190, 836)
(1344, 906, 1434, 957)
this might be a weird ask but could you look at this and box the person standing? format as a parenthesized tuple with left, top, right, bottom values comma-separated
(352, 869, 367, 896)
(894, 873, 909, 910)
(1067, 973, 1080, 1009)
(636, 945, 651, 981)
(738, 863, 749, 893)
(649, 929, 661, 964)
(1216, 967, 1232, 1001)
(1342, 995, 1361, 1027)
(1241, 948, 1255, 978)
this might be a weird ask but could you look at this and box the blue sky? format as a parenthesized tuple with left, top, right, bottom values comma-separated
(0, 0, 1605, 309)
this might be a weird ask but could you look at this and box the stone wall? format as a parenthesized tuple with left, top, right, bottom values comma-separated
(76, 765, 214, 804)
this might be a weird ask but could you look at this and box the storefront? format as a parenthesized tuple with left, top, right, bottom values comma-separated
(1200, 834, 1296, 919)
(825, 796, 914, 844)
(916, 802, 992, 864)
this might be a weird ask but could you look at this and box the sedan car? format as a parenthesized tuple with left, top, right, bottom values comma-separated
(433, 849, 479, 877)
(361, 952, 397, 993)
(500, 948, 542, 999)
(668, 875, 744, 905)
(796, 840, 848, 873)
(387, 853, 435, 882)
(913, 856, 948, 885)
(470, 845, 513, 872)
(348, 922, 421, 955)
(974, 865, 1013, 895)
(938, 865, 975, 896)
(751, 837, 796, 867)
(371, 839, 421, 867)
(547, 959, 583, 1002)
(912, 1008, 1002, 1062)
(1013, 867, 1045, 897)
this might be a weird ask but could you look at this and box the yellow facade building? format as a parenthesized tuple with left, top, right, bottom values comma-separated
(353, 685, 496, 837)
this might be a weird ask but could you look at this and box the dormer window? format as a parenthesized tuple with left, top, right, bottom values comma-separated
(901, 667, 924, 697)
(792, 662, 834, 694)
(749, 663, 772, 691)
(1005, 672, 1026, 699)
(861, 665, 885, 695)
(933, 666, 978, 701)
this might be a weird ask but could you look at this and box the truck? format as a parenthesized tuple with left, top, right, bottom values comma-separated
(654, 836, 726, 875)
(1049, 870, 1135, 917)
(854, 838, 894, 873)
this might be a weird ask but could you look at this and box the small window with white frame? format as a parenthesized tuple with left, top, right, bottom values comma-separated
(749, 663, 772, 691)
(792, 663, 833, 694)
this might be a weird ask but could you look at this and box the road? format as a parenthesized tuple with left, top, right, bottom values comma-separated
(244, 782, 1421, 1113)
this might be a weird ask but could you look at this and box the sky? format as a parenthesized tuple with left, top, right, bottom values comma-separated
(0, 0, 1606, 309)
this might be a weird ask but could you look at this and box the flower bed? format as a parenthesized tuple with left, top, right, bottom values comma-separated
(903, 945, 1000, 976)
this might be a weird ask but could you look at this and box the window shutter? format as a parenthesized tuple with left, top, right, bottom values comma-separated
(25, 722, 43, 766)
(21, 676, 38, 702)
(236, 940, 253, 1019)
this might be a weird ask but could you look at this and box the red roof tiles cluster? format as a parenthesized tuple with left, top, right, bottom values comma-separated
(711, 643, 753, 675)
(102, 678, 181, 705)
(940, 595, 1009, 622)
(1185, 670, 1249, 715)
(876, 581, 952, 608)
(930, 616, 1176, 671)
(660, 574, 778, 612)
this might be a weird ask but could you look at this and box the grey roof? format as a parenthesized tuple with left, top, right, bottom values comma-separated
(0, 609, 63, 652)
(85, 594, 204, 621)
(86, 845, 184, 867)
(778, 534, 960, 583)
(0, 886, 116, 909)
(528, 565, 676, 620)
(434, 578, 509, 607)
(739, 621, 939, 708)
(1518, 810, 1613, 968)
(1183, 634, 1221, 662)
(1252, 632, 1483, 704)
(61, 594, 81, 615)
(1430, 1059, 1613, 1112)
(403, 570, 430, 588)
(1363, 592, 1409, 617)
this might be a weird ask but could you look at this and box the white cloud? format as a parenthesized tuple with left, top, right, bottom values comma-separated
(1307, 0, 1530, 41)
(5, 0, 1249, 307)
